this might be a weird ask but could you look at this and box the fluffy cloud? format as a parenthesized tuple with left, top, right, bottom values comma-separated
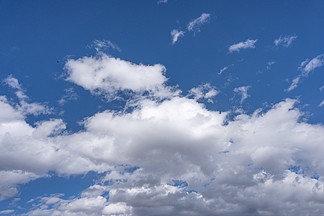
(288, 54, 324, 91)
(187, 13, 210, 32)
(274, 35, 297, 47)
(65, 54, 177, 100)
(229, 39, 258, 53)
(3, 56, 324, 215)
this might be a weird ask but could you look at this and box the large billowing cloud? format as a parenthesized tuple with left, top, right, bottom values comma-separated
(2, 55, 324, 215)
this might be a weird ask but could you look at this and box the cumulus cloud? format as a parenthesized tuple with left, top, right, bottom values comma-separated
(229, 39, 258, 53)
(65, 54, 178, 100)
(0, 171, 39, 201)
(187, 13, 210, 32)
(233, 85, 251, 103)
(274, 35, 297, 47)
(3, 56, 324, 215)
(170, 29, 185, 44)
(287, 54, 324, 91)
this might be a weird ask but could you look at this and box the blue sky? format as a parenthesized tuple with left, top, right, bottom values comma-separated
(1, 1, 324, 215)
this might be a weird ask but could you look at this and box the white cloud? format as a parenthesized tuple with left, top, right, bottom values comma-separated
(4, 76, 51, 115)
(319, 100, 324, 107)
(229, 39, 258, 53)
(102, 203, 132, 216)
(0, 210, 14, 215)
(218, 64, 234, 75)
(65, 54, 178, 100)
(3, 56, 324, 214)
(157, 0, 168, 4)
(320, 85, 324, 91)
(266, 61, 275, 70)
(170, 13, 210, 44)
(170, 29, 184, 44)
(92, 40, 121, 52)
(287, 54, 324, 91)
(287, 76, 300, 92)
(0, 170, 39, 201)
(58, 88, 79, 105)
(233, 85, 251, 103)
(188, 83, 219, 102)
(187, 13, 210, 32)
(274, 35, 297, 47)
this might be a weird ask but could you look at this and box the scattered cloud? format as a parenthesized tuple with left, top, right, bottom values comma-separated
(287, 54, 324, 91)
(188, 83, 219, 102)
(320, 85, 324, 91)
(319, 100, 324, 107)
(92, 40, 121, 52)
(171, 29, 185, 44)
(171, 13, 210, 44)
(274, 35, 297, 47)
(229, 39, 258, 53)
(0, 210, 14, 215)
(3, 55, 324, 215)
(234, 85, 251, 103)
(187, 13, 211, 32)
(4, 76, 51, 115)
(266, 61, 276, 70)
(157, 0, 168, 4)
(58, 88, 79, 105)
(218, 64, 234, 75)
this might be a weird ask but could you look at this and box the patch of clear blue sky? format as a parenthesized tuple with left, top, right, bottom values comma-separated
(1, 0, 324, 212)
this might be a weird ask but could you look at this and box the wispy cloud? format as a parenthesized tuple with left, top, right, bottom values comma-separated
(171, 13, 210, 45)
(92, 40, 121, 52)
(229, 39, 257, 53)
(218, 64, 234, 75)
(274, 35, 297, 47)
(266, 61, 276, 70)
(234, 85, 251, 103)
(170, 29, 185, 44)
(188, 83, 219, 103)
(157, 0, 167, 4)
(57, 88, 79, 105)
(319, 100, 324, 107)
(4, 76, 51, 115)
(287, 54, 324, 91)
(320, 85, 324, 91)
(187, 13, 211, 32)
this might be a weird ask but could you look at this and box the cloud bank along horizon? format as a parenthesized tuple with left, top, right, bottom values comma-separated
(1, 50, 324, 215)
